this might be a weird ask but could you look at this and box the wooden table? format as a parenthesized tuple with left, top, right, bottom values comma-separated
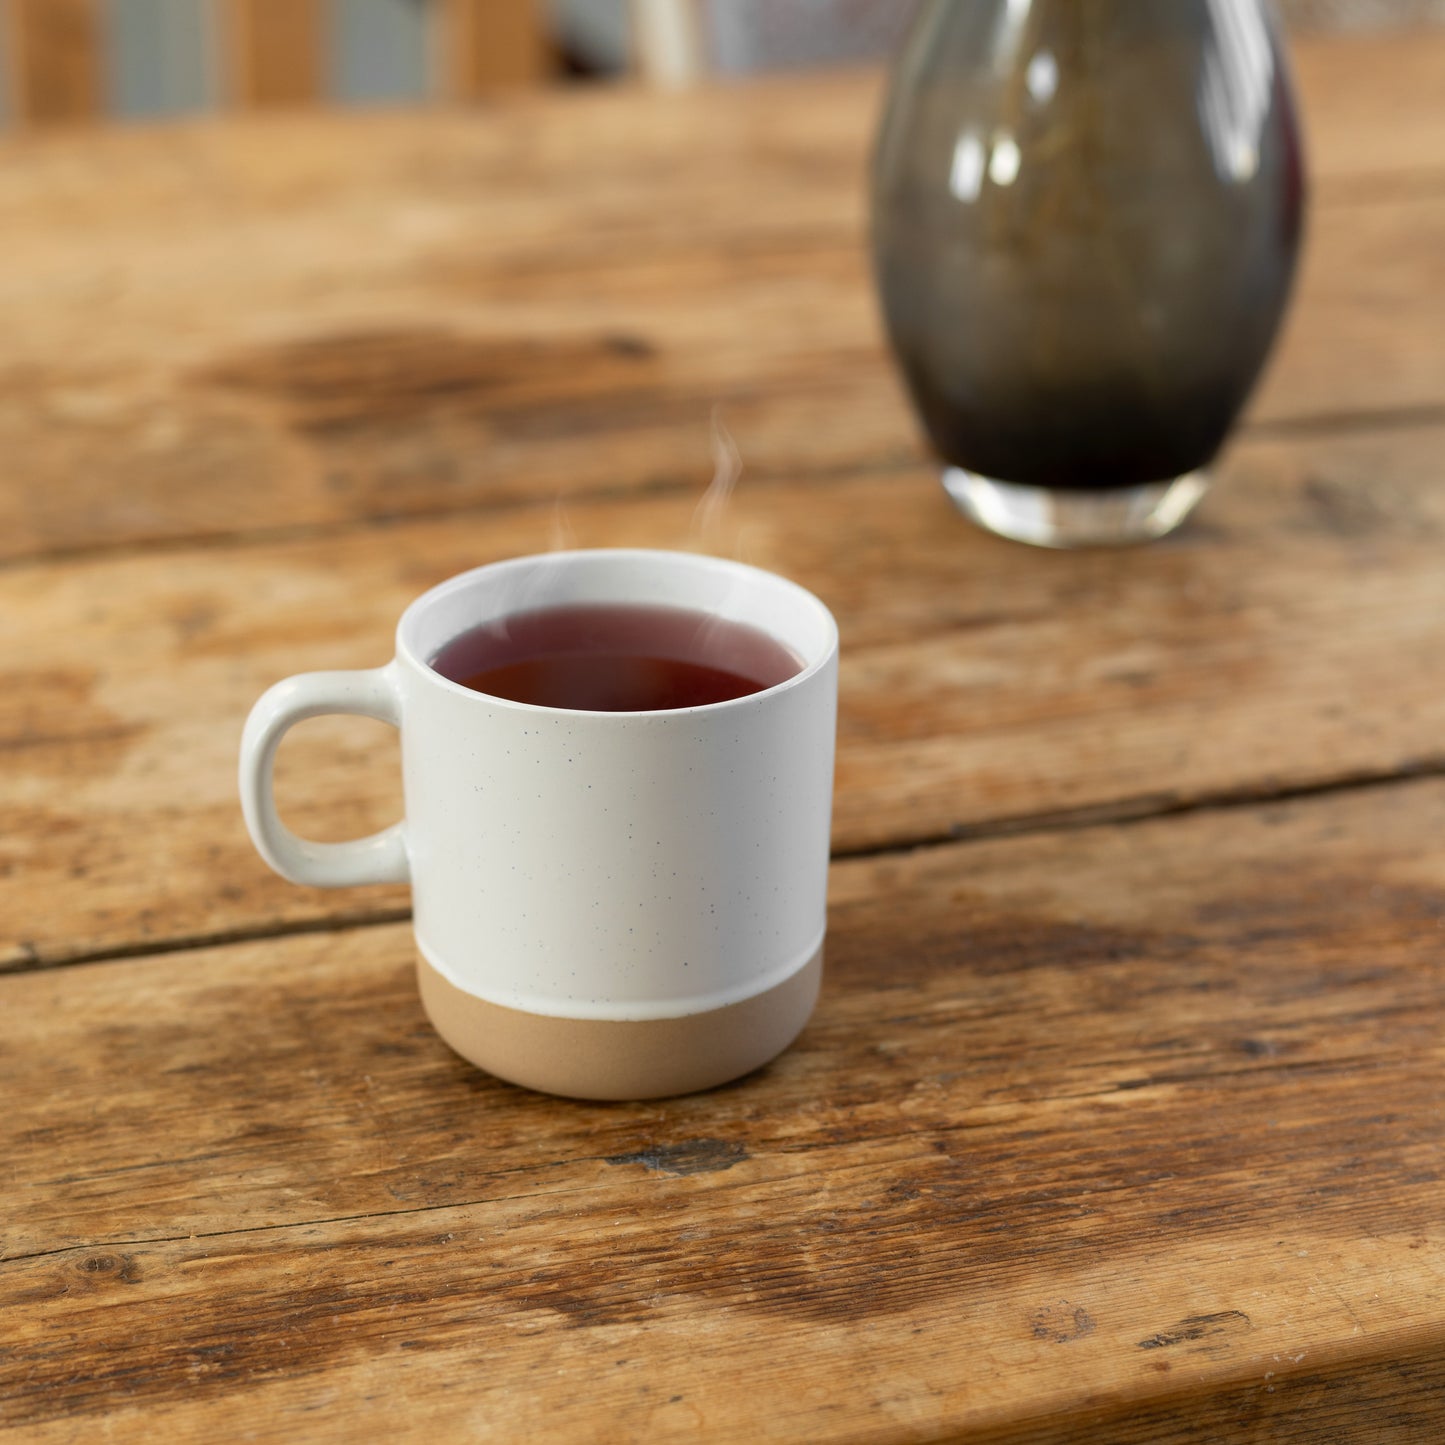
(4, 29, 1444, 1443)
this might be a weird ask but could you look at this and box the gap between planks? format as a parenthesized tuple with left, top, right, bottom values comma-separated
(6, 762, 1443, 980)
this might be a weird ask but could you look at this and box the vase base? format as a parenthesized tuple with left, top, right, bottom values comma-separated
(942, 469, 1211, 549)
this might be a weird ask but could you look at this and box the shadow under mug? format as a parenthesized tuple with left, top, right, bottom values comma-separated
(239, 549, 839, 1100)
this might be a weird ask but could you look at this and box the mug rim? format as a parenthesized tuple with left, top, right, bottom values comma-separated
(394, 547, 839, 719)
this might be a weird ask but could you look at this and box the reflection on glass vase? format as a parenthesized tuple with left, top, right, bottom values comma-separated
(871, 0, 1306, 547)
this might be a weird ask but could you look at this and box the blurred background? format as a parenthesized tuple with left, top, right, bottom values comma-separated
(0, 0, 1441, 124)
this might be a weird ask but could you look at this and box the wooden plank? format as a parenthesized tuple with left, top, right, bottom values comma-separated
(1291, 27, 1445, 190)
(224, 0, 322, 108)
(6, 0, 102, 123)
(436, 0, 547, 98)
(0, 51, 1438, 559)
(3, 781, 1443, 1439)
(5, 421, 1445, 968)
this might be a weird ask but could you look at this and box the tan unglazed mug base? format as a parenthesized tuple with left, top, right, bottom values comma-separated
(416, 949, 823, 1101)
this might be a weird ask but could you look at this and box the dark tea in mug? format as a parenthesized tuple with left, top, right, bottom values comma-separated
(429, 603, 801, 712)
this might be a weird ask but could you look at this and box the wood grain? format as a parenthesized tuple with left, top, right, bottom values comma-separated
(5, 421, 1445, 969)
(0, 37, 1439, 560)
(3, 780, 1443, 1440)
(3, 38, 1444, 1441)
(1288, 26, 1445, 191)
(437, 0, 548, 97)
(224, 0, 322, 108)
(6, 0, 102, 124)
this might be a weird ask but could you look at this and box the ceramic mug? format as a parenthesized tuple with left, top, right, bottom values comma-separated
(239, 549, 838, 1100)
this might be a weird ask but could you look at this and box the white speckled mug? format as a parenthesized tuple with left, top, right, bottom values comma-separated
(239, 549, 838, 1099)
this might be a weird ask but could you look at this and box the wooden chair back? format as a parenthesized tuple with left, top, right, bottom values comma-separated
(2, 0, 547, 125)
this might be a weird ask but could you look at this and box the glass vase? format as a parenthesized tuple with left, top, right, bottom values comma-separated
(871, 0, 1306, 547)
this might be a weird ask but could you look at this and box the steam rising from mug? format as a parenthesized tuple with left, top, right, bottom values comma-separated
(489, 406, 753, 651)
(693, 404, 743, 552)
(689, 407, 751, 656)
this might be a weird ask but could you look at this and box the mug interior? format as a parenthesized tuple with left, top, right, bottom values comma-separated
(397, 550, 837, 698)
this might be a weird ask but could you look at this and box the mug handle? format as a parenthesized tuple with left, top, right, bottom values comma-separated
(239, 663, 410, 887)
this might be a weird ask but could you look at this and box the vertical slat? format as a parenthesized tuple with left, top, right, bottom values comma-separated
(106, 0, 215, 118)
(437, 0, 547, 99)
(225, 0, 322, 107)
(7, 0, 104, 123)
(0, 3, 10, 124)
(630, 0, 704, 88)
(331, 0, 427, 105)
